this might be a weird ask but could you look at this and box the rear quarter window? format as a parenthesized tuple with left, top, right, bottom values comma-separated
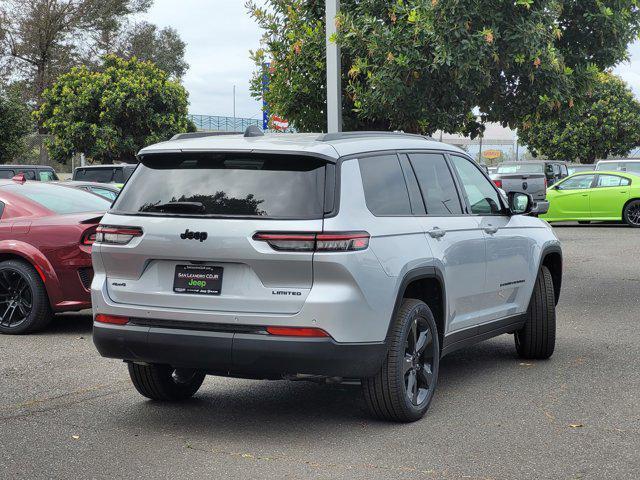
(358, 154, 411, 216)
(112, 153, 328, 219)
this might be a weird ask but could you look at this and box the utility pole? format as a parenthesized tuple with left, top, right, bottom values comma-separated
(326, 0, 342, 133)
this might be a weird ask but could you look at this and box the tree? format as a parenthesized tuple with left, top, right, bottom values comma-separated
(518, 73, 640, 164)
(0, 89, 32, 163)
(36, 55, 195, 164)
(247, 1, 640, 135)
(115, 22, 188, 79)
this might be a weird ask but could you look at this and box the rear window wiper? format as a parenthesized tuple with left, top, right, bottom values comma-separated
(141, 201, 205, 213)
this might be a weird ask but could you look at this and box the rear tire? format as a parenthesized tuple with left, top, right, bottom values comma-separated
(362, 299, 439, 422)
(0, 259, 51, 335)
(623, 199, 640, 227)
(128, 363, 205, 401)
(515, 266, 556, 359)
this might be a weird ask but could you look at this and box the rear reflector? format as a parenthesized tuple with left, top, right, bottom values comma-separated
(493, 179, 503, 189)
(266, 326, 329, 337)
(253, 232, 369, 252)
(95, 225, 143, 245)
(95, 314, 129, 325)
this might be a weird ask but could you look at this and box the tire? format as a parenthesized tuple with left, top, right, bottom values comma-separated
(0, 259, 52, 334)
(128, 363, 206, 401)
(622, 199, 640, 228)
(515, 265, 556, 359)
(362, 299, 440, 422)
(578, 221, 590, 225)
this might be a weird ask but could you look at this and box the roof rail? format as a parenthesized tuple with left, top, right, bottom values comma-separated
(170, 131, 242, 141)
(316, 131, 433, 142)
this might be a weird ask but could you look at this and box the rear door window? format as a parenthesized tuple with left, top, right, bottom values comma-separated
(113, 153, 327, 219)
(359, 154, 411, 216)
(409, 153, 463, 215)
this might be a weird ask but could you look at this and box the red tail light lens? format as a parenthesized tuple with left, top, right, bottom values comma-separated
(95, 225, 143, 245)
(253, 232, 370, 252)
(95, 314, 129, 325)
(82, 231, 97, 245)
(544, 177, 548, 189)
(493, 179, 503, 189)
(266, 326, 329, 337)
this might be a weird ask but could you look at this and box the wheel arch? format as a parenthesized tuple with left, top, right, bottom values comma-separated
(540, 245, 562, 305)
(386, 267, 446, 351)
(0, 241, 59, 305)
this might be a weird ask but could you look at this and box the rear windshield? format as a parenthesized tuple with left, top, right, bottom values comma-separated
(497, 163, 544, 174)
(112, 153, 328, 219)
(75, 167, 120, 183)
(7, 183, 111, 214)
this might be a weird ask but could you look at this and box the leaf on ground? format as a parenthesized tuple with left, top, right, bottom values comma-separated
(71, 435, 80, 440)
(569, 423, 584, 428)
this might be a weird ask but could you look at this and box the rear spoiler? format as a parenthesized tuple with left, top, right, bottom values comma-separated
(80, 215, 103, 225)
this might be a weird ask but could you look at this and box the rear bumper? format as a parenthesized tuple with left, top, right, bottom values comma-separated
(93, 322, 386, 379)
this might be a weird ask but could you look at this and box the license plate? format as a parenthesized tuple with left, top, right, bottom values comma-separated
(173, 265, 223, 295)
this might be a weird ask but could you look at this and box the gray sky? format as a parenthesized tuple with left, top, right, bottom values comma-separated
(144, 1, 640, 120)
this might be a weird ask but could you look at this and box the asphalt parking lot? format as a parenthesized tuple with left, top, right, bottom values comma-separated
(1, 224, 638, 479)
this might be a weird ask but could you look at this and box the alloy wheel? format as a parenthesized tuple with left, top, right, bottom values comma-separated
(627, 202, 640, 226)
(404, 317, 436, 406)
(0, 268, 33, 329)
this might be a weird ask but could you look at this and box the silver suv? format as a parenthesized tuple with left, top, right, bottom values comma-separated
(92, 130, 562, 422)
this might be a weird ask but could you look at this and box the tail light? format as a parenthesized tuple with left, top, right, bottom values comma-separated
(266, 326, 329, 337)
(95, 314, 129, 325)
(544, 177, 548, 189)
(81, 228, 97, 245)
(95, 225, 143, 245)
(253, 232, 370, 252)
(493, 179, 503, 189)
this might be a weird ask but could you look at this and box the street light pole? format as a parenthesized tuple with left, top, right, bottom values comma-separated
(326, 0, 342, 133)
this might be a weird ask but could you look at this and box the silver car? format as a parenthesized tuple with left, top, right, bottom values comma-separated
(92, 130, 562, 422)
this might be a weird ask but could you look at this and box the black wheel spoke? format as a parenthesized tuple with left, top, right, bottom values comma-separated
(406, 370, 418, 404)
(419, 363, 433, 388)
(403, 353, 413, 375)
(416, 329, 431, 354)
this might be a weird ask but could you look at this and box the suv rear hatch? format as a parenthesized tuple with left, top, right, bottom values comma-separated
(96, 152, 333, 315)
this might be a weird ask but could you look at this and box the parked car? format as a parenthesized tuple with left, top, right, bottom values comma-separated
(0, 179, 111, 334)
(595, 159, 640, 175)
(0, 165, 58, 182)
(52, 181, 121, 201)
(72, 164, 137, 185)
(92, 129, 562, 422)
(567, 164, 594, 175)
(542, 171, 640, 227)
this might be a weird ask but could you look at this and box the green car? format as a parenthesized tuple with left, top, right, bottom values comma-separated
(542, 171, 640, 227)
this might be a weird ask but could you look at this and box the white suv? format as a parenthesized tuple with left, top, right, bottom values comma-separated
(91, 130, 562, 422)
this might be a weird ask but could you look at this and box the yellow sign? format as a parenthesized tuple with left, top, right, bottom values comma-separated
(483, 150, 502, 160)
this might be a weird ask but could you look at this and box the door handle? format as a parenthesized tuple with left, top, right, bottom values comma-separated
(427, 227, 446, 239)
(484, 225, 499, 235)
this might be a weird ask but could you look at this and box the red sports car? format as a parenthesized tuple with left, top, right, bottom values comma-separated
(0, 177, 111, 334)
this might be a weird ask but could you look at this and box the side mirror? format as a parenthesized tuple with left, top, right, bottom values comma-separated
(508, 191, 533, 215)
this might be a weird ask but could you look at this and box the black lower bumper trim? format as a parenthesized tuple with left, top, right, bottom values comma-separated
(93, 323, 386, 379)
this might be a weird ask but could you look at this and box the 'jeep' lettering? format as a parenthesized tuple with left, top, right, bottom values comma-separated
(180, 229, 208, 242)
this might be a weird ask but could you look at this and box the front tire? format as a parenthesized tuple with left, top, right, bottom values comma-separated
(623, 199, 640, 227)
(0, 259, 51, 334)
(515, 266, 556, 359)
(128, 363, 206, 401)
(363, 299, 440, 422)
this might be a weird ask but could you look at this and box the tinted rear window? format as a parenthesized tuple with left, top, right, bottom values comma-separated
(497, 163, 544, 174)
(75, 168, 115, 183)
(112, 153, 327, 219)
(359, 155, 411, 216)
(7, 183, 111, 214)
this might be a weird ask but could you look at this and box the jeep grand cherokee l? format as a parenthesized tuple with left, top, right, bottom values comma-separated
(92, 130, 562, 422)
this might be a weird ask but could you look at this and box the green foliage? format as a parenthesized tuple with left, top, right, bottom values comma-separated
(247, 1, 640, 135)
(519, 73, 640, 164)
(0, 89, 32, 163)
(36, 55, 194, 164)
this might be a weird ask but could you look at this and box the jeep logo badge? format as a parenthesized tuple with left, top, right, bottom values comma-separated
(180, 229, 208, 242)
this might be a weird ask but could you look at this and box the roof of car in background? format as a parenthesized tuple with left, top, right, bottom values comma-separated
(137, 131, 469, 161)
(74, 164, 135, 169)
(0, 165, 55, 169)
